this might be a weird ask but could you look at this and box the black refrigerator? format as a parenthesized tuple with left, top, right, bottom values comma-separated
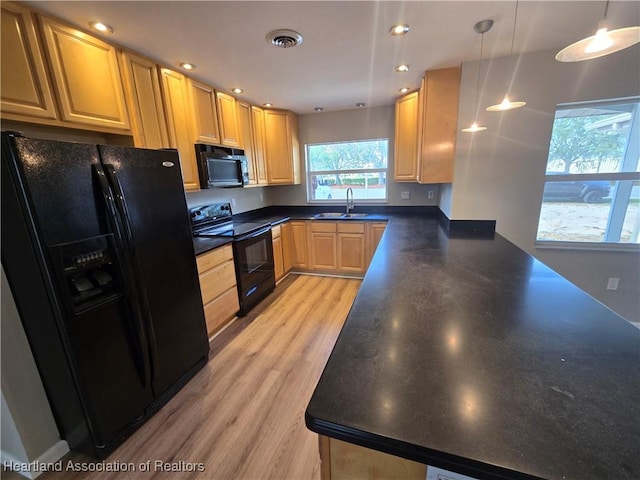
(1, 132, 209, 457)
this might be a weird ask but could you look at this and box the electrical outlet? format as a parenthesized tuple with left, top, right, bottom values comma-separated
(401, 191, 410, 200)
(428, 190, 435, 199)
(260, 193, 264, 202)
(606, 277, 620, 290)
(231, 198, 237, 208)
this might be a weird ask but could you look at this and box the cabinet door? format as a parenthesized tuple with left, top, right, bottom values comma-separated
(273, 235, 284, 282)
(281, 222, 293, 273)
(189, 79, 221, 145)
(39, 16, 130, 130)
(337, 222, 365, 274)
(309, 222, 337, 271)
(251, 106, 269, 184)
(264, 109, 296, 184)
(159, 68, 199, 191)
(366, 222, 387, 268)
(119, 51, 169, 149)
(1, 3, 57, 119)
(418, 67, 460, 184)
(237, 101, 257, 185)
(394, 91, 420, 182)
(215, 91, 241, 147)
(290, 221, 309, 268)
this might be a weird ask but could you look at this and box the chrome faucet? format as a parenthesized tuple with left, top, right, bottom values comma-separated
(346, 187, 354, 214)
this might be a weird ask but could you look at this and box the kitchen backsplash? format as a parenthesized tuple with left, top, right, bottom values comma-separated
(185, 186, 269, 214)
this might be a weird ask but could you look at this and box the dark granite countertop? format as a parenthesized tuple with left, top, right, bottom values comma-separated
(304, 213, 640, 480)
(193, 207, 391, 256)
(192, 236, 232, 256)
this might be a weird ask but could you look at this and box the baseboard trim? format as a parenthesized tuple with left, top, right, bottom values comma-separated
(1, 440, 68, 479)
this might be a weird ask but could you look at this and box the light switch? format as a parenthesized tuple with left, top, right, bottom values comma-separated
(401, 191, 410, 200)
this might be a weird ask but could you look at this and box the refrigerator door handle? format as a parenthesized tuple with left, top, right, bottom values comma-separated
(92, 164, 151, 387)
(102, 164, 159, 383)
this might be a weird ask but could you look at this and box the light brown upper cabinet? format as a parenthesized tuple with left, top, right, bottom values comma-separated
(264, 109, 301, 185)
(39, 16, 130, 131)
(188, 79, 222, 145)
(394, 90, 420, 182)
(215, 91, 241, 147)
(1, 3, 57, 120)
(418, 67, 460, 184)
(119, 51, 169, 149)
(159, 68, 199, 191)
(251, 106, 269, 185)
(237, 101, 258, 185)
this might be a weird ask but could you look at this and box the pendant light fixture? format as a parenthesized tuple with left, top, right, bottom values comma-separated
(556, 0, 640, 62)
(486, 1, 526, 112)
(462, 19, 493, 133)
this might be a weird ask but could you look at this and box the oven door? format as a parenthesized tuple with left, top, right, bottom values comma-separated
(233, 226, 275, 315)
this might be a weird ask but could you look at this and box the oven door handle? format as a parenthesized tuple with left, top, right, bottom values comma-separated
(236, 225, 272, 241)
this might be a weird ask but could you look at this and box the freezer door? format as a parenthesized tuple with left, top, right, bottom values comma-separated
(1, 135, 154, 454)
(98, 146, 209, 396)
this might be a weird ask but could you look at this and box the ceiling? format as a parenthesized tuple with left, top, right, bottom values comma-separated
(26, 1, 640, 114)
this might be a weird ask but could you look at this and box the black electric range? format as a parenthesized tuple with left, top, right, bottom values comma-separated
(190, 203, 275, 316)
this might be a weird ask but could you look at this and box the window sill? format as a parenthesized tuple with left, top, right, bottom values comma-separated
(307, 199, 388, 204)
(535, 241, 640, 253)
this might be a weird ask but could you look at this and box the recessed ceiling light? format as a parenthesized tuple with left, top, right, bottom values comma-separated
(180, 63, 196, 70)
(263, 103, 273, 107)
(399, 87, 410, 94)
(314, 107, 323, 112)
(89, 21, 113, 34)
(232, 88, 243, 94)
(389, 24, 410, 36)
(395, 64, 410, 72)
(356, 103, 366, 108)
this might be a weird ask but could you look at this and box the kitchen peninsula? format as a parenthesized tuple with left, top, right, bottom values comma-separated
(305, 212, 640, 480)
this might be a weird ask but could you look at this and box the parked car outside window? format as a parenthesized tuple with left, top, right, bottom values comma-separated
(542, 180, 611, 203)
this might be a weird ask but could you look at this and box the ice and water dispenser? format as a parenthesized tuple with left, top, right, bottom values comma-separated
(49, 234, 121, 312)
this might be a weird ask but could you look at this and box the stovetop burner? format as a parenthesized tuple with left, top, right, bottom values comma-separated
(190, 203, 271, 239)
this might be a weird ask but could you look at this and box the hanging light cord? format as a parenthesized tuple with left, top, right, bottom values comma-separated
(603, 0, 610, 21)
(475, 31, 485, 118)
(510, 0, 520, 56)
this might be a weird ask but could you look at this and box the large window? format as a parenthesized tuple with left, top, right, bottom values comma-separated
(306, 139, 388, 202)
(536, 98, 640, 248)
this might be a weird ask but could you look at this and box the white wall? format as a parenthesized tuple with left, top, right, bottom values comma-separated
(1, 268, 65, 465)
(185, 185, 268, 213)
(447, 47, 640, 322)
(270, 105, 440, 206)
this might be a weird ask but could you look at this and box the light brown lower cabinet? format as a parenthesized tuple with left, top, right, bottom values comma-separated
(290, 221, 309, 269)
(281, 222, 293, 273)
(337, 222, 366, 274)
(366, 222, 387, 269)
(196, 244, 239, 338)
(309, 222, 338, 270)
(319, 435, 426, 480)
(272, 224, 285, 283)
(288, 220, 385, 277)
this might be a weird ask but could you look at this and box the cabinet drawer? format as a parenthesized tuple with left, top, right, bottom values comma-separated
(199, 259, 236, 304)
(203, 286, 239, 337)
(338, 222, 365, 234)
(196, 244, 233, 274)
(272, 224, 281, 239)
(310, 221, 337, 233)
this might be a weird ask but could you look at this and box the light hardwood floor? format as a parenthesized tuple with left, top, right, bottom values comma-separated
(26, 274, 360, 480)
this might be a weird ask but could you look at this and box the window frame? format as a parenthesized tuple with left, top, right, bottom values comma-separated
(535, 97, 640, 251)
(305, 138, 389, 204)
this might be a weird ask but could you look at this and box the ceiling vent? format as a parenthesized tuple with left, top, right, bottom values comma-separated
(266, 29, 303, 48)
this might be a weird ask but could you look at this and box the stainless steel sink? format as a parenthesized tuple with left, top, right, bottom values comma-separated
(314, 212, 368, 219)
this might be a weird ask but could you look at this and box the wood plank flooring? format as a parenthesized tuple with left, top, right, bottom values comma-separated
(30, 274, 361, 480)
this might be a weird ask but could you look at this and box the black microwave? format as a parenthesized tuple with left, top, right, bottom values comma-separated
(195, 144, 249, 188)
